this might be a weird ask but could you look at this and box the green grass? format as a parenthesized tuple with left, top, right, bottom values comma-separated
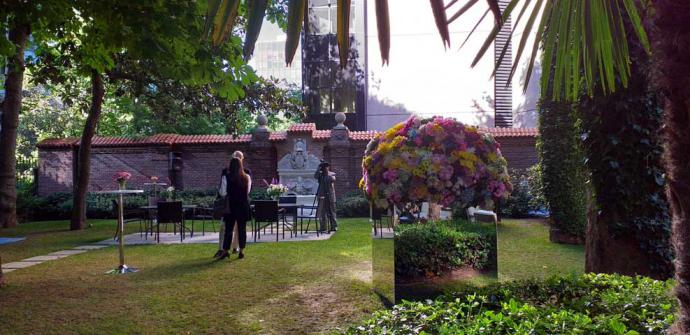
(0, 219, 142, 263)
(498, 219, 585, 281)
(0, 218, 584, 334)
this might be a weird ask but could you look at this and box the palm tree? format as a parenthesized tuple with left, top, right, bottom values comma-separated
(651, 2, 690, 332)
(207, 0, 688, 331)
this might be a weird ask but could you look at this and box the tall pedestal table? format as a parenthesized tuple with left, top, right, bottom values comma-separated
(95, 189, 144, 274)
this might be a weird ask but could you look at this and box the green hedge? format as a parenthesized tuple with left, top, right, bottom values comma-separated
(394, 222, 496, 277)
(537, 100, 588, 238)
(346, 273, 675, 334)
(18, 189, 219, 222)
(336, 191, 369, 218)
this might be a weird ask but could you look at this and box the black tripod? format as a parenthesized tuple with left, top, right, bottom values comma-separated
(312, 169, 333, 234)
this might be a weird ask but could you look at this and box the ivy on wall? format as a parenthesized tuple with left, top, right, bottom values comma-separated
(537, 100, 588, 238)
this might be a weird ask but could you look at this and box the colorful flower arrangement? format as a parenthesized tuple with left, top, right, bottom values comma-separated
(113, 171, 132, 189)
(360, 116, 512, 210)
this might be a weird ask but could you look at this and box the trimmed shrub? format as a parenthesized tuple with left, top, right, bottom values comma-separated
(336, 191, 369, 217)
(537, 100, 588, 238)
(346, 273, 675, 335)
(394, 222, 496, 277)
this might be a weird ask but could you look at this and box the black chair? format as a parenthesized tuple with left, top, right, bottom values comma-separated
(279, 195, 298, 238)
(192, 207, 215, 236)
(156, 201, 187, 243)
(299, 205, 320, 237)
(371, 205, 391, 238)
(252, 200, 284, 242)
(111, 200, 145, 240)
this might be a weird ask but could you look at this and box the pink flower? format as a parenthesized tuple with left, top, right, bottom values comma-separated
(383, 169, 399, 182)
(113, 171, 131, 182)
(439, 165, 454, 181)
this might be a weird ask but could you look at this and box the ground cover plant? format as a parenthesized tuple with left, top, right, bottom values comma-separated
(347, 273, 676, 335)
(0, 218, 583, 333)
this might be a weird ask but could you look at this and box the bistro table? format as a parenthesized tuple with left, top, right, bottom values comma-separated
(143, 182, 167, 205)
(94, 189, 144, 274)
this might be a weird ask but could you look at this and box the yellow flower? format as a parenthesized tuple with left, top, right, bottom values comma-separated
(456, 151, 479, 172)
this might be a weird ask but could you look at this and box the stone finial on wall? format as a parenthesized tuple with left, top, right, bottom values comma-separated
(252, 114, 270, 143)
(331, 112, 350, 143)
(334, 112, 347, 129)
(329, 112, 351, 197)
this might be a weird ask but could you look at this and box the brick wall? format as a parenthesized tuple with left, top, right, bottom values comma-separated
(497, 136, 538, 170)
(36, 127, 538, 197)
(37, 149, 74, 196)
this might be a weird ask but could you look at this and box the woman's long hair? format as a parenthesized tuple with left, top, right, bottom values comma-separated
(228, 157, 248, 187)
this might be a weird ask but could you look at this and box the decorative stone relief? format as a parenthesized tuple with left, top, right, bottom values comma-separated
(277, 138, 322, 195)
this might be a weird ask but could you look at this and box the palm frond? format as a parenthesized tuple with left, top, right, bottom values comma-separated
(375, 0, 390, 65)
(454, 0, 650, 101)
(285, 0, 307, 66)
(337, 0, 352, 67)
(243, 0, 269, 60)
(430, 0, 451, 48)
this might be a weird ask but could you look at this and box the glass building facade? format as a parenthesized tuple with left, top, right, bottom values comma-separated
(302, 0, 367, 130)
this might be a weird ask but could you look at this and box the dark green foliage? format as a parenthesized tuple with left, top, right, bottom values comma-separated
(499, 168, 548, 218)
(394, 222, 496, 277)
(17, 189, 218, 222)
(578, 64, 673, 277)
(249, 189, 270, 201)
(346, 273, 676, 335)
(336, 191, 369, 218)
(537, 100, 588, 238)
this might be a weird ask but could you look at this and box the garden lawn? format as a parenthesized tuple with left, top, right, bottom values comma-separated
(0, 219, 140, 263)
(498, 219, 585, 281)
(0, 218, 584, 334)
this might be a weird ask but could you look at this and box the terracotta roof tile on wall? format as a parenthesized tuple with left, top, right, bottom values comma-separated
(312, 130, 331, 140)
(480, 127, 538, 137)
(350, 131, 379, 141)
(36, 127, 539, 149)
(36, 137, 79, 148)
(269, 131, 287, 141)
(175, 134, 251, 144)
(287, 123, 316, 132)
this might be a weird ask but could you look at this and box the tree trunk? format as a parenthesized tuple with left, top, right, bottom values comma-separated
(652, 1, 690, 333)
(0, 21, 30, 229)
(0, 255, 4, 288)
(70, 70, 105, 230)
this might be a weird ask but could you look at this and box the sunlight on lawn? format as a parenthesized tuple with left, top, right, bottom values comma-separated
(0, 217, 583, 334)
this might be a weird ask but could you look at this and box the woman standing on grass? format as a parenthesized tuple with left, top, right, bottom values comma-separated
(215, 157, 251, 260)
